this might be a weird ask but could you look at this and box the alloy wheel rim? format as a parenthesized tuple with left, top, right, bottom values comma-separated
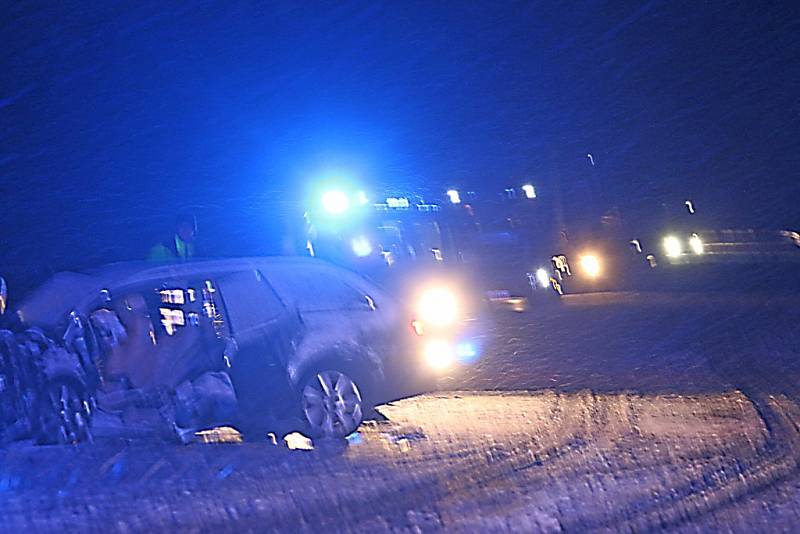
(302, 370, 363, 438)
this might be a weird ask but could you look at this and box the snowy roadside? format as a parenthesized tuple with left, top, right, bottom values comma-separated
(1, 390, 799, 532)
(2, 291, 799, 531)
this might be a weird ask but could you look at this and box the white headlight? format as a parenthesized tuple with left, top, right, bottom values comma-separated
(423, 339, 455, 369)
(417, 287, 459, 326)
(535, 268, 550, 288)
(689, 234, 704, 255)
(579, 255, 601, 278)
(663, 235, 683, 258)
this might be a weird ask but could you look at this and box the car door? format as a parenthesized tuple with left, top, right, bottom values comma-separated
(261, 263, 391, 384)
(215, 269, 301, 420)
(88, 276, 230, 389)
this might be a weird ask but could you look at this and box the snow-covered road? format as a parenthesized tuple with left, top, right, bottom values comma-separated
(3, 390, 799, 531)
(2, 290, 800, 532)
(447, 291, 800, 399)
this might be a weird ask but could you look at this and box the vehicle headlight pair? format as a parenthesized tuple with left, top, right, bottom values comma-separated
(663, 234, 704, 258)
(414, 286, 470, 370)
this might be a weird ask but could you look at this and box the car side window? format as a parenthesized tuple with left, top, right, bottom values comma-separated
(90, 279, 227, 343)
(216, 270, 286, 336)
(264, 267, 374, 312)
(153, 279, 229, 339)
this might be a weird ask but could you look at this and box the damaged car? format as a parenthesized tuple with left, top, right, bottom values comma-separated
(0, 257, 438, 444)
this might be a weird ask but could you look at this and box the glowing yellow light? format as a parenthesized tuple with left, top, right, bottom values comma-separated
(505, 297, 528, 312)
(579, 254, 601, 278)
(417, 287, 459, 326)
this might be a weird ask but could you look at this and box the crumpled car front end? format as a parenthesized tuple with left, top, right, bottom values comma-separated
(0, 283, 240, 446)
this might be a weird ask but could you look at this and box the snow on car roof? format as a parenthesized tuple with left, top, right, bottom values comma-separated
(16, 256, 348, 330)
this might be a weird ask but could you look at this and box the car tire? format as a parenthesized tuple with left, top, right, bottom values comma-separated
(299, 368, 366, 439)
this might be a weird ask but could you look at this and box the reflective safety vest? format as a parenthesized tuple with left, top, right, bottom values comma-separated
(148, 235, 196, 262)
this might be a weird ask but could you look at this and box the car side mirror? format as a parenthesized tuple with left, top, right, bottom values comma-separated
(0, 277, 7, 315)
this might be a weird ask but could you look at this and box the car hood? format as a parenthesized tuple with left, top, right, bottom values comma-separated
(15, 271, 102, 330)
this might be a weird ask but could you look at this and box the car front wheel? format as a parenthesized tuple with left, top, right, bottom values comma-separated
(300, 369, 364, 439)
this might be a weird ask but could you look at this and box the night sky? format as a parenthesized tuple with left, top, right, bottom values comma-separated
(2, 1, 799, 288)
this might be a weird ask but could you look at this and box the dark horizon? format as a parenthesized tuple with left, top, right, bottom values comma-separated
(2, 1, 799, 289)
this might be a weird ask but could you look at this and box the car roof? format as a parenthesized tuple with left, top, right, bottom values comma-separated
(16, 256, 358, 330)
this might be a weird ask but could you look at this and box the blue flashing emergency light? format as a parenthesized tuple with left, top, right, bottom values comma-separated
(321, 190, 351, 215)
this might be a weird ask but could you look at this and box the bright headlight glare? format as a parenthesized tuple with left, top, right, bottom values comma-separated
(535, 268, 550, 288)
(579, 255, 601, 278)
(689, 234, 704, 255)
(417, 287, 459, 326)
(663, 235, 683, 258)
(423, 339, 455, 370)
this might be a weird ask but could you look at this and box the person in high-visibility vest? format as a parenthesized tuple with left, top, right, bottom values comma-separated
(148, 213, 200, 262)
